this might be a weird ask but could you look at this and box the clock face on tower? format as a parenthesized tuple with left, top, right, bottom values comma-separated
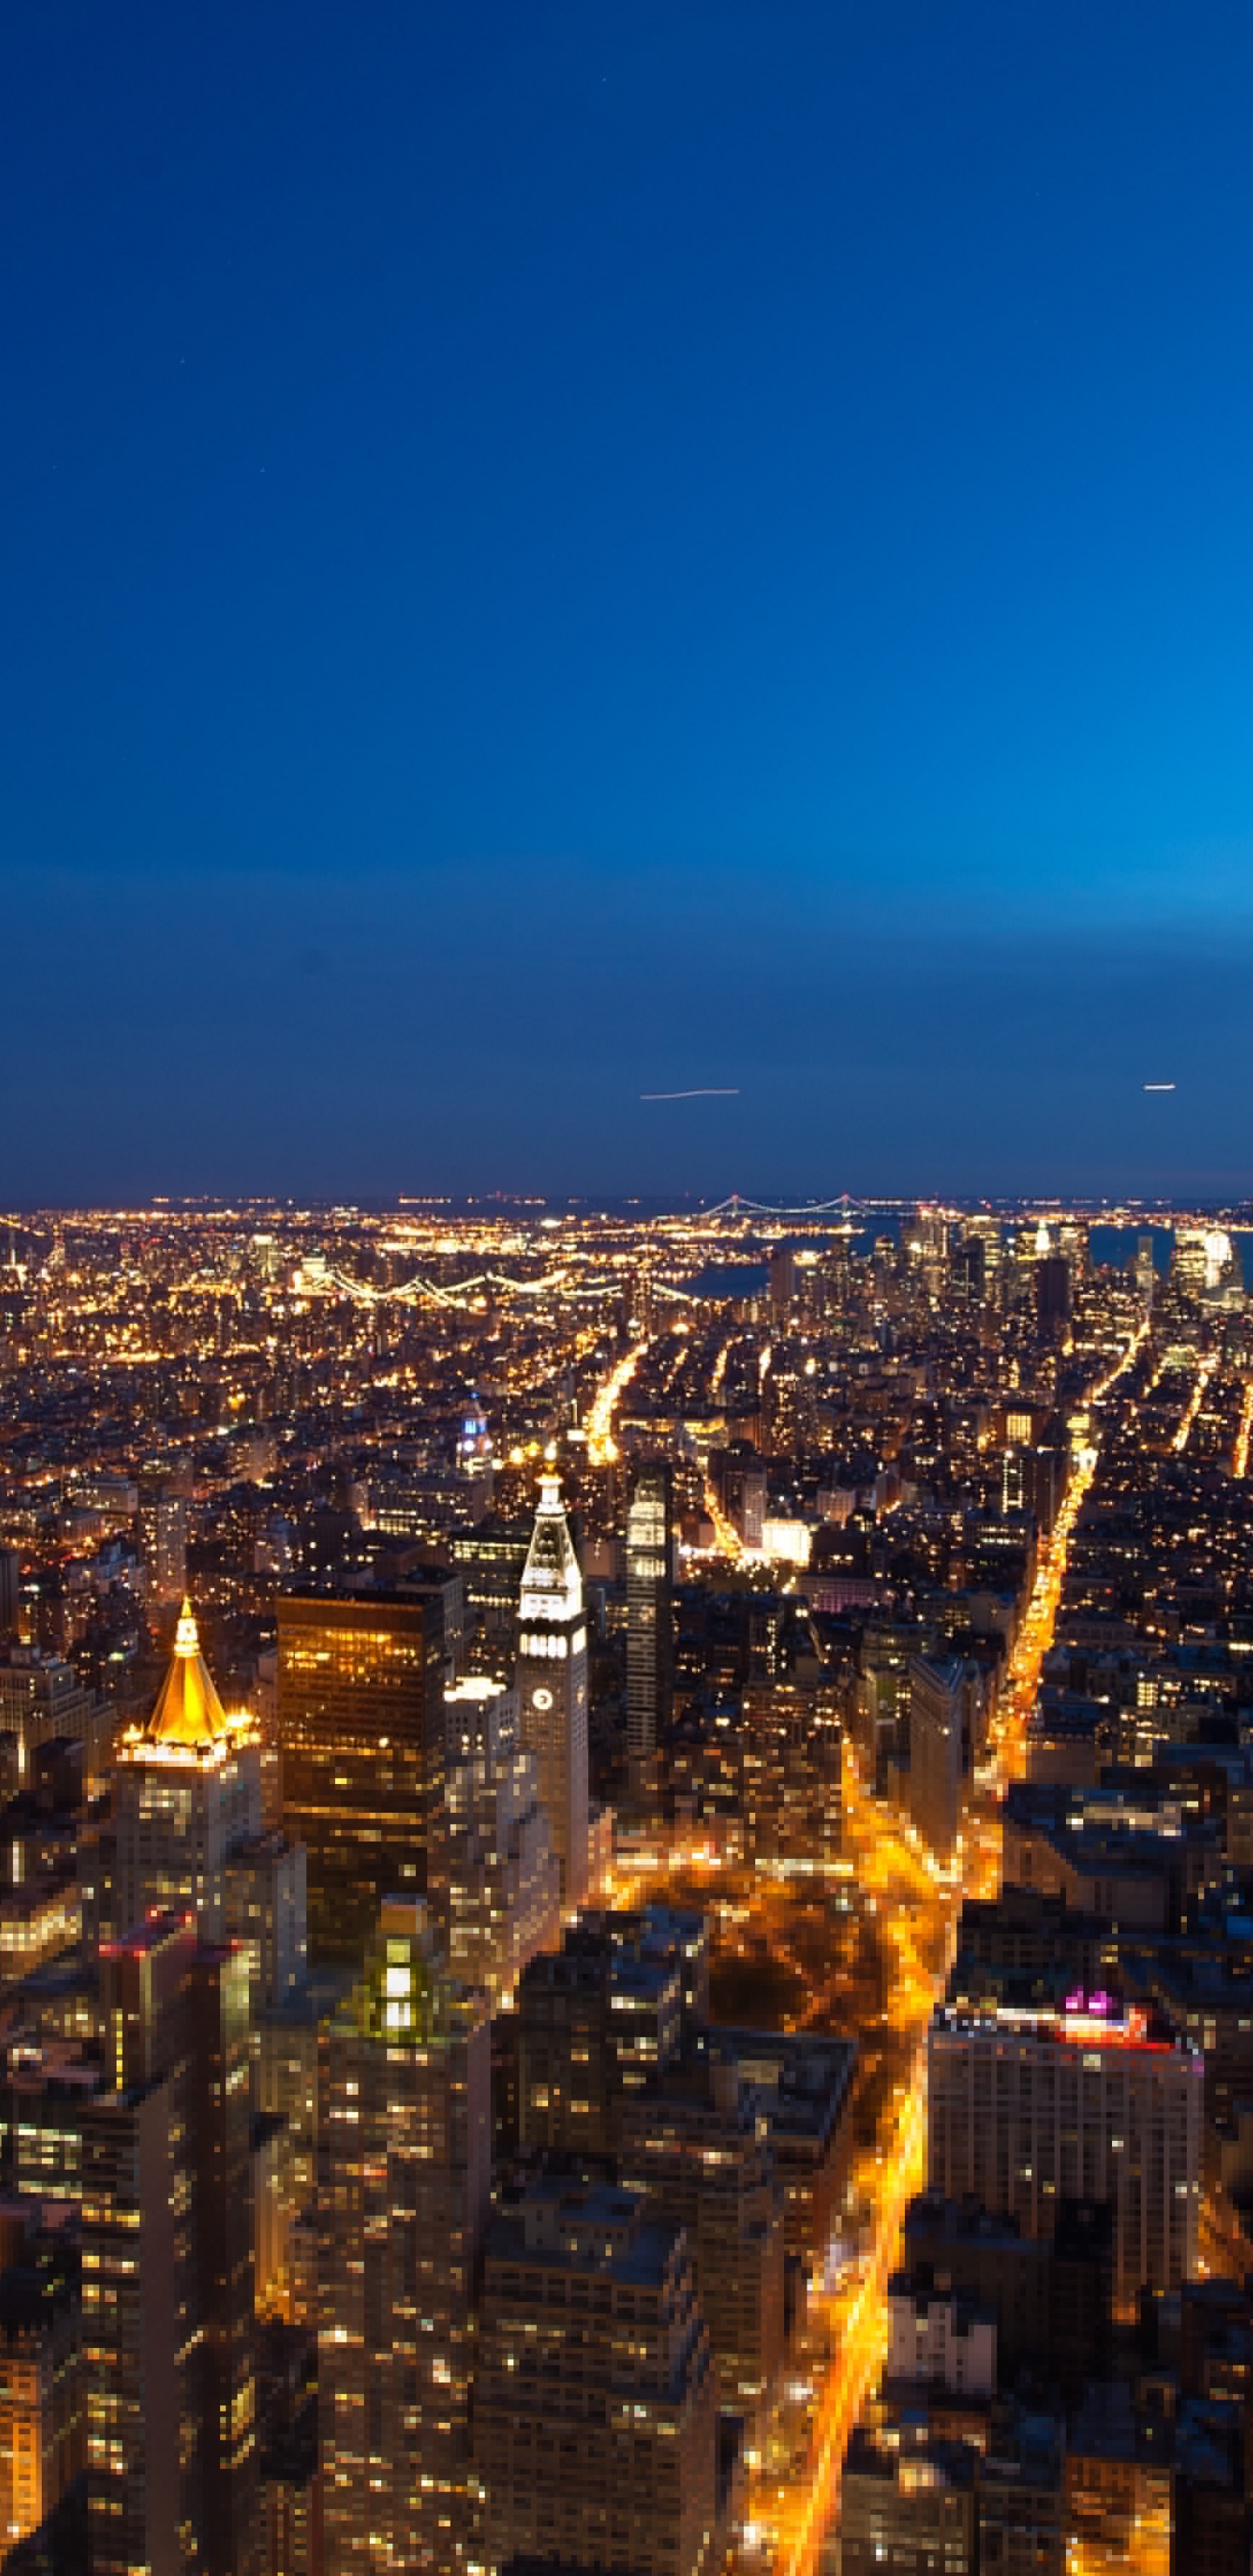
(532, 1686, 553, 1710)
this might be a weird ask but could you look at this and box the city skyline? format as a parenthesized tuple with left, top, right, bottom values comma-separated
(0, 1191, 1250, 2571)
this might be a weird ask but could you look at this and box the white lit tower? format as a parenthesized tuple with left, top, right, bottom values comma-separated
(517, 1475, 589, 1910)
(626, 1459, 673, 1813)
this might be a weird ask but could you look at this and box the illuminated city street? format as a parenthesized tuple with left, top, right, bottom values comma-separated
(732, 1314, 1155, 2576)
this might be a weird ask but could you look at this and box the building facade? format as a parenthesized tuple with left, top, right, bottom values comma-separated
(928, 1997, 1202, 2315)
(626, 1459, 673, 1809)
(515, 1479, 589, 1910)
(474, 2178, 719, 2576)
(278, 1592, 447, 1962)
(113, 1600, 263, 1942)
(318, 1899, 490, 2576)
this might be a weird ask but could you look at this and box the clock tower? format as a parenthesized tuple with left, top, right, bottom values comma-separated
(517, 1474, 588, 1910)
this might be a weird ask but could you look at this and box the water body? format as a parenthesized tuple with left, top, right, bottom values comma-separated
(685, 1262, 769, 1300)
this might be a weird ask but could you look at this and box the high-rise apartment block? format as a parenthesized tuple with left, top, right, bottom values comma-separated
(474, 2177, 720, 2576)
(278, 1590, 447, 1962)
(318, 1898, 490, 2576)
(515, 1477, 589, 1910)
(740, 1676, 842, 1868)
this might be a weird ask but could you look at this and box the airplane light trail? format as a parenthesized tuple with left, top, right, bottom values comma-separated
(640, 1087, 740, 1100)
(1142, 1082, 1176, 1092)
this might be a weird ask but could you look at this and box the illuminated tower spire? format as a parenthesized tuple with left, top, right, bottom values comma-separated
(146, 1597, 229, 1748)
(113, 1596, 262, 1942)
(517, 1476, 589, 1909)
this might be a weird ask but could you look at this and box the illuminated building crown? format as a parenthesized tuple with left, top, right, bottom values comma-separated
(519, 1473, 583, 1625)
(145, 1596, 231, 1749)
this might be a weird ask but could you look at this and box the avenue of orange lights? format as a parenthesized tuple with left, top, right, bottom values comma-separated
(742, 1315, 1151, 2576)
(1173, 1347, 1217, 1452)
(1233, 1378, 1253, 1479)
(585, 1338, 650, 1465)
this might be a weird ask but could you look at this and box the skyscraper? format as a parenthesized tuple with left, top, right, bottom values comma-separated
(908, 1655, 975, 1858)
(444, 1679, 559, 2008)
(626, 1458, 673, 1811)
(515, 1477, 589, 1910)
(277, 1590, 447, 1962)
(1035, 1254, 1071, 1335)
(88, 1912, 260, 2576)
(113, 1599, 263, 1942)
(318, 1898, 490, 2576)
(184, 1944, 258, 2576)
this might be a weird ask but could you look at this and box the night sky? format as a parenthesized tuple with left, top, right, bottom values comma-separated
(3, 2, 1253, 1204)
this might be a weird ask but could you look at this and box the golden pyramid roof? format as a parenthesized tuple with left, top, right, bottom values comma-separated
(147, 1599, 229, 1749)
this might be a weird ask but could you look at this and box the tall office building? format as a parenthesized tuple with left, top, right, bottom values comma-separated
(87, 1912, 259, 2576)
(928, 1992, 1202, 2316)
(223, 1829, 307, 2012)
(474, 2177, 719, 2576)
(768, 1244, 796, 1324)
(185, 1945, 258, 2576)
(113, 1600, 263, 1942)
(278, 1589, 447, 1962)
(515, 1477, 588, 1910)
(1035, 1254, 1071, 1335)
(318, 1898, 490, 2576)
(626, 1459, 673, 1810)
(908, 1656, 974, 1857)
(446, 1657, 559, 2006)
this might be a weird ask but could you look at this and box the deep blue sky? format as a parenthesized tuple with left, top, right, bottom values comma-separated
(3, 0, 1253, 1203)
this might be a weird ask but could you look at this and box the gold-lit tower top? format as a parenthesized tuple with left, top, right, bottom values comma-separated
(134, 1596, 255, 1757)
